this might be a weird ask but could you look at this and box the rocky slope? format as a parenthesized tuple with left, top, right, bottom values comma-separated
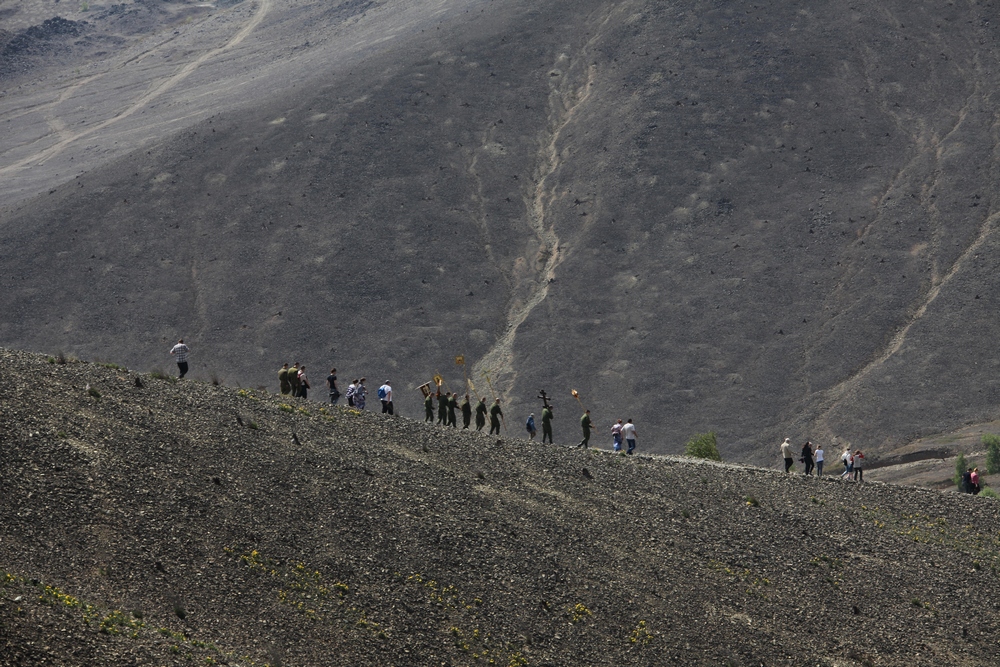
(2, 347, 1000, 666)
(3, 0, 1000, 462)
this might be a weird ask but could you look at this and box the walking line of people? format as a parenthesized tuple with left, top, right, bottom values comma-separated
(781, 438, 865, 481)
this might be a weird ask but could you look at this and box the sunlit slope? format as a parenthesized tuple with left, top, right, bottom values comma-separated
(2, 0, 1000, 461)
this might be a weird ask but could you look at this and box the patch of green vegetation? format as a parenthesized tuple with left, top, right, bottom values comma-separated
(629, 619, 653, 645)
(149, 369, 177, 383)
(278, 404, 294, 413)
(87, 387, 101, 399)
(707, 560, 771, 598)
(684, 432, 721, 462)
(568, 602, 592, 624)
(980, 487, 999, 500)
(984, 434, 1000, 474)
(744, 496, 759, 507)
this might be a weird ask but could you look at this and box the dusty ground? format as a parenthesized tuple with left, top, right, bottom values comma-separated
(3, 347, 1000, 666)
(3, 0, 1000, 467)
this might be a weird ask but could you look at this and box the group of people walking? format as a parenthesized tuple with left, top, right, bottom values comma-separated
(779, 438, 865, 481)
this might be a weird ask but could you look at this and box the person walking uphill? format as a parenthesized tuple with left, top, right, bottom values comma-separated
(378, 381, 393, 414)
(475, 398, 488, 431)
(425, 392, 435, 422)
(461, 394, 472, 429)
(297, 366, 310, 399)
(526, 414, 537, 439)
(170, 339, 190, 379)
(327, 369, 340, 404)
(622, 418, 637, 455)
(448, 392, 458, 427)
(489, 399, 503, 435)
(354, 378, 368, 410)
(288, 363, 301, 397)
(801, 441, 814, 476)
(780, 438, 794, 473)
(577, 410, 594, 449)
(437, 391, 449, 425)
(542, 405, 554, 444)
(612, 419, 623, 452)
(278, 363, 291, 395)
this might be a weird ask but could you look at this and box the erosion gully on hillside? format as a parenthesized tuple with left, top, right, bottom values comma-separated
(2, 348, 1000, 666)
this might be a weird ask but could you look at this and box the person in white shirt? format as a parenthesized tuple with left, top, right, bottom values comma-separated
(622, 419, 637, 455)
(840, 448, 853, 479)
(169, 339, 189, 378)
(814, 445, 825, 477)
(378, 381, 393, 415)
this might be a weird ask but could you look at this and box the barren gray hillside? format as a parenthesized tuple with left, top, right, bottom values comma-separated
(2, 0, 1000, 463)
(3, 347, 1000, 666)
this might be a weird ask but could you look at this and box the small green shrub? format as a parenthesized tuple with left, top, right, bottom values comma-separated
(980, 487, 999, 500)
(984, 434, 1000, 475)
(88, 387, 101, 399)
(247, 422, 258, 430)
(685, 432, 722, 462)
(954, 453, 969, 490)
(150, 368, 177, 383)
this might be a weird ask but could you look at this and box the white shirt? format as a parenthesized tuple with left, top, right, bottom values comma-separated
(622, 423, 636, 440)
(170, 343, 189, 362)
(815, 448, 824, 462)
(380, 384, 392, 401)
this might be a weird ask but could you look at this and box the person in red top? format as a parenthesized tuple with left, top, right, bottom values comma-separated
(971, 468, 982, 495)
(852, 450, 865, 482)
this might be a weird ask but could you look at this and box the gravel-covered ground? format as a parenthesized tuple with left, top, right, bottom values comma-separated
(2, 347, 999, 666)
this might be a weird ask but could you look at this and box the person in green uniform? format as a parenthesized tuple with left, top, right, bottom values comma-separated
(577, 410, 593, 448)
(424, 393, 434, 422)
(542, 405, 554, 444)
(278, 363, 291, 395)
(475, 398, 488, 431)
(288, 363, 300, 397)
(437, 391, 450, 425)
(489, 399, 504, 435)
(461, 394, 472, 429)
(448, 393, 458, 427)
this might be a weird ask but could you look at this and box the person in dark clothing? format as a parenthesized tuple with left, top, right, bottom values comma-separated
(288, 363, 300, 396)
(437, 391, 450, 425)
(489, 399, 503, 435)
(475, 398, 488, 431)
(326, 369, 340, 404)
(447, 393, 458, 427)
(424, 393, 435, 422)
(542, 406, 554, 444)
(801, 441, 814, 476)
(461, 394, 472, 429)
(577, 410, 594, 448)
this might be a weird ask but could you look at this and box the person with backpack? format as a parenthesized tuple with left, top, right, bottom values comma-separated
(346, 379, 358, 407)
(278, 363, 291, 394)
(170, 339, 190, 379)
(526, 414, 537, 439)
(378, 381, 393, 414)
(840, 448, 853, 479)
(297, 366, 310, 399)
(354, 378, 367, 410)
(612, 419, 623, 452)
(326, 369, 340, 404)
(288, 362, 300, 397)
